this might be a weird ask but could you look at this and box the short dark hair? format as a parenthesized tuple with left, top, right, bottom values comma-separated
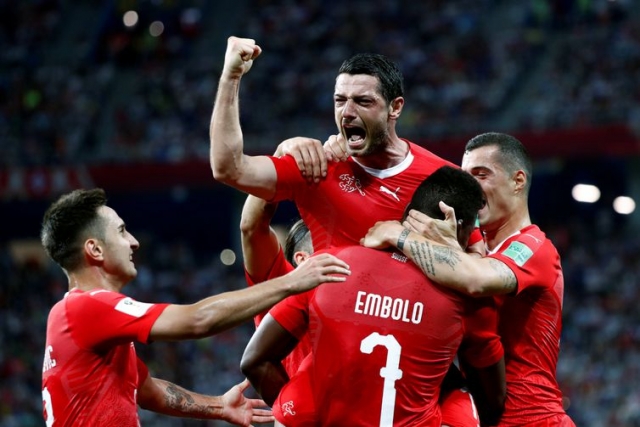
(338, 53, 404, 104)
(41, 188, 107, 271)
(466, 132, 533, 194)
(284, 219, 312, 267)
(403, 166, 483, 229)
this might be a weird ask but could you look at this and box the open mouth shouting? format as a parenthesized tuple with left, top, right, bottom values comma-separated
(344, 125, 367, 150)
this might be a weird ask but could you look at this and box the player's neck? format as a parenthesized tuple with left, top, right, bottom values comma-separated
(483, 210, 532, 252)
(67, 267, 125, 293)
(358, 137, 409, 170)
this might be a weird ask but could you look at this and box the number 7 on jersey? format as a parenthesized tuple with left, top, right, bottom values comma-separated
(361, 332, 403, 427)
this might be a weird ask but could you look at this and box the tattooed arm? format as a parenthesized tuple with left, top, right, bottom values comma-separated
(137, 373, 273, 426)
(362, 221, 517, 297)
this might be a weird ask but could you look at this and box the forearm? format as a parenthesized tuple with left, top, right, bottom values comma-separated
(140, 378, 225, 420)
(210, 75, 245, 182)
(240, 196, 281, 281)
(151, 276, 295, 340)
(191, 276, 296, 337)
(395, 229, 506, 297)
(461, 358, 506, 426)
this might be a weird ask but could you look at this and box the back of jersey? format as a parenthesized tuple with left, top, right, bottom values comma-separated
(308, 246, 467, 427)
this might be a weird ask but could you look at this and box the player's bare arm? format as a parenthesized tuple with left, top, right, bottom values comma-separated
(362, 221, 516, 297)
(138, 375, 273, 426)
(460, 357, 506, 426)
(209, 36, 279, 199)
(149, 254, 350, 340)
(241, 314, 300, 406)
(240, 194, 282, 282)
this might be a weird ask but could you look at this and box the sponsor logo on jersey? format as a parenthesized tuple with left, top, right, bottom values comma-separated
(339, 174, 365, 196)
(115, 297, 153, 317)
(391, 252, 408, 263)
(502, 241, 534, 266)
(282, 400, 296, 416)
(521, 233, 542, 244)
(379, 185, 401, 201)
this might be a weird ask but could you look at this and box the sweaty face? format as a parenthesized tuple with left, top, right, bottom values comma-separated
(97, 206, 140, 282)
(461, 146, 515, 233)
(334, 74, 392, 158)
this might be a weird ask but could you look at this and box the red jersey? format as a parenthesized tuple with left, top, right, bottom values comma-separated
(440, 388, 480, 427)
(245, 247, 312, 378)
(270, 246, 503, 426)
(487, 225, 570, 426)
(270, 140, 457, 249)
(41, 288, 168, 427)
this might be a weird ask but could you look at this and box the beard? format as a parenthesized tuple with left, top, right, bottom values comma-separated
(349, 127, 390, 158)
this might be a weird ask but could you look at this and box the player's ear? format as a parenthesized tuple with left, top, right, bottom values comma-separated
(293, 251, 310, 267)
(388, 97, 404, 120)
(84, 238, 104, 263)
(513, 170, 526, 194)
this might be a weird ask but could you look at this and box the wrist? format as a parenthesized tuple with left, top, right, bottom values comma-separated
(396, 228, 411, 251)
(219, 73, 243, 84)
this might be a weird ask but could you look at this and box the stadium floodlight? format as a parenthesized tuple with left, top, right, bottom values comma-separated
(571, 184, 601, 203)
(220, 249, 236, 266)
(149, 21, 164, 37)
(613, 196, 635, 215)
(123, 10, 138, 27)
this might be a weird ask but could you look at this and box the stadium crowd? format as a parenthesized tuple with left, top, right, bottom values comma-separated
(1, 0, 640, 426)
(2, 0, 638, 166)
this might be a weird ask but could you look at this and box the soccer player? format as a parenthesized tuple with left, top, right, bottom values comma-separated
(240, 191, 313, 378)
(363, 133, 575, 426)
(240, 178, 485, 427)
(40, 188, 350, 427)
(209, 36, 461, 250)
(241, 166, 506, 426)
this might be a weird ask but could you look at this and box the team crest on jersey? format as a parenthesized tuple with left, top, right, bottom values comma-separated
(339, 174, 365, 196)
(115, 297, 153, 317)
(281, 400, 296, 416)
(502, 241, 534, 266)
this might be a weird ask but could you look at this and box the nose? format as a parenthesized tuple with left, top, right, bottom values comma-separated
(342, 99, 357, 119)
(129, 234, 140, 250)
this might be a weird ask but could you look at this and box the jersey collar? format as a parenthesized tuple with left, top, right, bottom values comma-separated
(352, 150, 414, 179)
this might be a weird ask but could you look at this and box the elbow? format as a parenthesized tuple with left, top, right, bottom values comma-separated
(239, 354, 255, 378)
(210, 153, 236, 183)
(458, 271, 496, 298)
(465, 283, 490, 298)
(188, 306, 222, 339)
(240, 350, 263, 385)
(450, 277, 488, 297)
(211, 165, 236, 184)
(239, 215, 257, 235)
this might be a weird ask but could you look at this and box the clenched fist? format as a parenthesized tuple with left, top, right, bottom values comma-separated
(222, 36, 262, 79)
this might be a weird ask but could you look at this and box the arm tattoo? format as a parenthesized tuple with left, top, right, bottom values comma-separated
(408, 240, 435, 275)
(165, 383, 213, 415)
(432, 245, 462, 270)
(407, 240, 461, 276)
(397, 228, 410, 250)
(488, 258, 517, 293)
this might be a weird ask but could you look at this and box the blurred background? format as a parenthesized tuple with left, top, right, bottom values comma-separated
(2, 0, 640, 425)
